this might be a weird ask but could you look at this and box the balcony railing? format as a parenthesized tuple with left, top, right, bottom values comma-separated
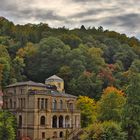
(51, 108, 80, 113)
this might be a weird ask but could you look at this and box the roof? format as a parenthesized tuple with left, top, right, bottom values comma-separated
(50, 90, 77, 98)
(29, 89, 77, 98)
(46, 75, 64, 82)
(6, 81, 46, 88)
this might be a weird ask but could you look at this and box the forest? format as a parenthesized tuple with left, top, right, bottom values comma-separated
(0, 16, 140, 99)
(0, 16, 140, 140)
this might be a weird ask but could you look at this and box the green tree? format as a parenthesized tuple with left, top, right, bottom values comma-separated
(122, 73, 140, 140)
(77, 96, 96, 128)
(68, 72, 103, 99)
(81, 121, 126, 140)
(0, 111, 16, 140)
(97, 87, 126, 122)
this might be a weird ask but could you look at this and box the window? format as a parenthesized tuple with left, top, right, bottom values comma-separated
(45, 99, 48, 109)
(69, 103, 73, 111)
(38, 98, 40, 109)
(60, 100, 63, 110)
(59, 116, 63, 128)
(21, 98, 23, 108)
(14, 101, 16, 108)
(42, 132, 45, 139)
(60, 132, 63, 138)
(40, 116, 45, 125)
(24, 98, 25, 108)
(18, 98, 20, 108)
(65, 116, 70, 128)
(58, 83, 61, 88)
(41, 98, 44, 109)
(14, 88, 16, 94)
(21, 89, 23, 94)
(52, 99, 57, 110)
(52, 115, 57, 128)
(19, 115, 22, 127)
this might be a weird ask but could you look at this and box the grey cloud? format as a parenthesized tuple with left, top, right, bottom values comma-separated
(79, 13, 140, 37)
(0, 0, 140, 38)
(72, 0, 92, 2)
(70, 8, 115, 18)
(100, 14, 140, 29)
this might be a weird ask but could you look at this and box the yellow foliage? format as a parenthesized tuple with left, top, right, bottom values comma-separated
(16, 42, 37, 58)
(103, 86, 125, 96)
(77, 96, 95, 106)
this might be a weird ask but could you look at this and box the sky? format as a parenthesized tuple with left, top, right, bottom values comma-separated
(0, 0, 140, 38)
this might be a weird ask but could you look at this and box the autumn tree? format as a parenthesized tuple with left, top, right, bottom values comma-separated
(97, 86, 126, 122)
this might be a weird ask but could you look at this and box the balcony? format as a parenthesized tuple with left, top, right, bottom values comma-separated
(51, 108, 80, 113)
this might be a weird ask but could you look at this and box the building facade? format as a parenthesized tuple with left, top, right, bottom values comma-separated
(3, 75, 81, 140)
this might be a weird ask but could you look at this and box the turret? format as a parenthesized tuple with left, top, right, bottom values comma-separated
(45, 75, 64, 92)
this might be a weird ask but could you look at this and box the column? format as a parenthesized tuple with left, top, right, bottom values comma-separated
(50, 117, 52, 128)
(63, 116, 65, 128)
(70, 117, 72, 128)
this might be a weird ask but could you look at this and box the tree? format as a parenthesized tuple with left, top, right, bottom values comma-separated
(0, 64, 4, 88)
(97, 87, 126, 122)
(122, 73, 140, 140)
(86, 47, 105, 73)
(77, 96, 96, 128)
(81, 121, 126, 140)
(25, 37, 70, 81)
(68, 71, 103, 99)
(61, 34, 82, 48)
(0, 57, 11, 87)
(0, 111, 16, 140)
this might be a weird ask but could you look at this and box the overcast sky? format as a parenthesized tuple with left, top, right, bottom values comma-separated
(0, 0, 140, 38)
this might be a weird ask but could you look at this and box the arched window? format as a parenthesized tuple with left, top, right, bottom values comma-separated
(52, 99, 57, 110)
(19, 115, 22, 127)
(60, 131, 63, 138)
(60, 100, 63, 110)
(52, 115, 57, 128)
(65, 116, 70, 128)
(59, 116, 63, 128)
(40, 116, 45, 125)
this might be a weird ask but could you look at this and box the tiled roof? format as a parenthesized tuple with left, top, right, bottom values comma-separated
(29, 89, 77, 98)
(6, 81, 46, 88)
(46, 75, 63, 81)
(50, 90, 77, 98)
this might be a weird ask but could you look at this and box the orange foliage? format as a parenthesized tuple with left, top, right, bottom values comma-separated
(103, 86, 125, 96)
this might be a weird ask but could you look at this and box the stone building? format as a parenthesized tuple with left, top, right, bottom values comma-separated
(3, 75, 81, 140)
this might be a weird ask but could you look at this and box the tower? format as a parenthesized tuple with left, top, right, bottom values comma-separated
(45, 75, 64, 92)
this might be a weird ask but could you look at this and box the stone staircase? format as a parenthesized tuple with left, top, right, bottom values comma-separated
(67, 128, 83, 140)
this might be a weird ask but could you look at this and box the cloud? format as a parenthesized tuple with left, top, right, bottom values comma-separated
(0, 0, 140, 38)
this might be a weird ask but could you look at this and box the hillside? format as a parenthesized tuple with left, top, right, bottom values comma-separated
(0, 17, 140, 99)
